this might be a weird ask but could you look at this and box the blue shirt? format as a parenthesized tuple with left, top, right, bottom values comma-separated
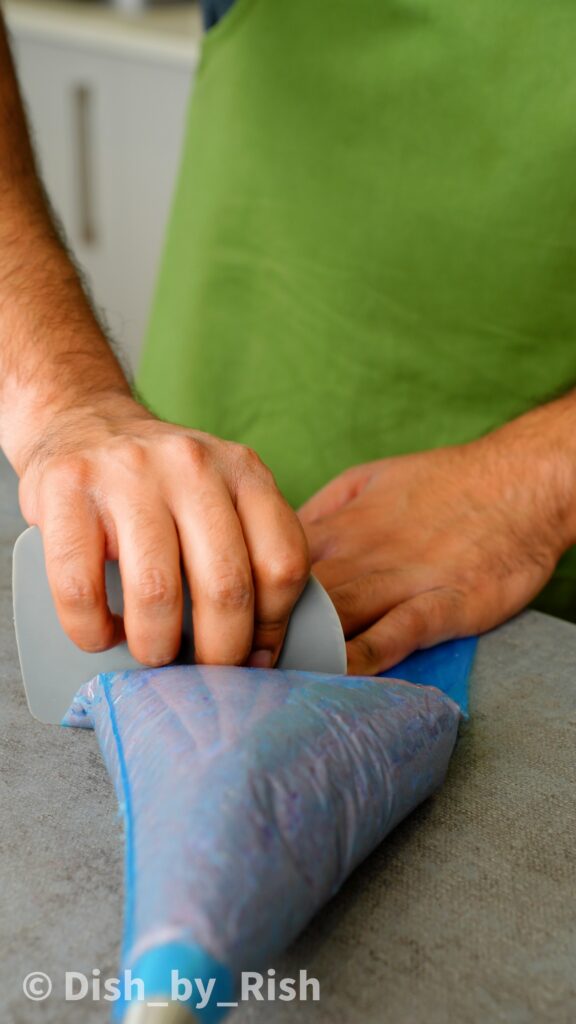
(202, 0, 236, 29)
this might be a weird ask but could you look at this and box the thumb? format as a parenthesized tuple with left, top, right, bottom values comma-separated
(297, 462, 375, 525)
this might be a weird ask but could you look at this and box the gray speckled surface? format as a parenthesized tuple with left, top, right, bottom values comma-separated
(1, 452, 575, 1024)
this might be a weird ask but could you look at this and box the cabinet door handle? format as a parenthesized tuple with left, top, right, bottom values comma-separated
(72, 83, 97, 246)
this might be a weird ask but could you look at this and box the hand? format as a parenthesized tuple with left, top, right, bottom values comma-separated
(18, 395, 310, 669)
(298, 428, 575, 675)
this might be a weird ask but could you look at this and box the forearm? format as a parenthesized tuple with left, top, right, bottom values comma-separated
(0, 15, 132, 475)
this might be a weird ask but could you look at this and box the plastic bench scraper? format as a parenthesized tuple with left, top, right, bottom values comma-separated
(12, 525, 347, 724)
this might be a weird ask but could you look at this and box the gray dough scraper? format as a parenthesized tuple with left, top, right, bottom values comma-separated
(13, 525, 347, 725)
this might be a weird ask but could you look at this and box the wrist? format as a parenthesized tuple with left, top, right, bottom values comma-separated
(1, 375, 139, 477)
(482, 396, 576, 552)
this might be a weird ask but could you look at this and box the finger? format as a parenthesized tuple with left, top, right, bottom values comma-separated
(300, 505, 363, 562)
(346, 588, 466, 676)
(172, 476, 255, 666)
(301, 503, 382, 564)
(111, 498, 183, 667)
(297, 463, 373, 525)
(328, 568, 428, 636)
(236, 484, 310, 666)
(300, 517, 337, 563)
(41, 486, 122, 654)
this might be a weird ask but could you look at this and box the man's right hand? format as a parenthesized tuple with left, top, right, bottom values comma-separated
(17, 395, 310, 669)
(0, 15, 309, 668)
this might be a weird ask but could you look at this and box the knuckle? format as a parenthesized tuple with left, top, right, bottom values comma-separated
(45, 454, 90, 490)
(114, 440, 148, 474)
(133, 568, 180, 610)
(397, 602, 427, 636)
(205, 569, 253, 611)
(236, 444, 274, 482)
(265, 550, 310, 590)
(171, 435, 208, 472)
(430, 586, 464, 632)
(355, 634, 379, 667)
(55, 574, 100, 612)
(237, 443, 263, 468)
(341, 464, 361, 484)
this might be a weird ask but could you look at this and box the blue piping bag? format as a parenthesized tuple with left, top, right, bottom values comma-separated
(63, 659, 465, 1020)
(386, 635, 477, 716)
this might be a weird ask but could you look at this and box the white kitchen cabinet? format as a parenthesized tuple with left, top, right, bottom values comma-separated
(4, 2, 201, 373)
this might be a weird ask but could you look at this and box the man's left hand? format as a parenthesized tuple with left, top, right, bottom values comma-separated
(298, 429, 575, 675)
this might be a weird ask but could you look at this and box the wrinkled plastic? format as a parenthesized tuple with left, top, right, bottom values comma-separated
(63, 665, 461, 1020)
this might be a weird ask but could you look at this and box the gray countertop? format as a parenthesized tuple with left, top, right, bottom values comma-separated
(1, 451, 575, 1024)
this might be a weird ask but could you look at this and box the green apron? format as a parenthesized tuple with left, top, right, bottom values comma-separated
(137, 0, 576, 620)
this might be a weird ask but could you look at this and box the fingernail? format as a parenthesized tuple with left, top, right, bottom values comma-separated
(247, 649, 274, 669)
